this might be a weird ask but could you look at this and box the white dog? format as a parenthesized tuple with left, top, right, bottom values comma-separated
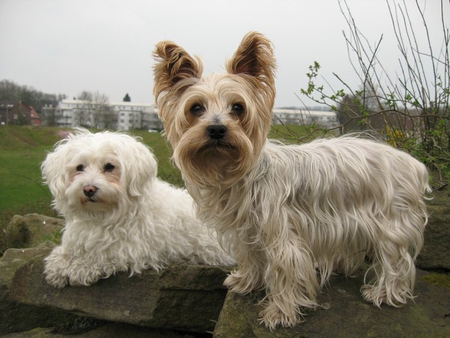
(42, 129, 234, 288)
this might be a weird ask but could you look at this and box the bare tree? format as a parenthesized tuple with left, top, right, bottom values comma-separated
(76, 90, 116, 129)
(77, 91, 93, 102)
(0, 79, 62, 113)
(301, 0, 450, 184)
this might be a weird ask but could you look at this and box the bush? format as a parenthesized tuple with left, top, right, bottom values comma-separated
(300, 0, 450, 186)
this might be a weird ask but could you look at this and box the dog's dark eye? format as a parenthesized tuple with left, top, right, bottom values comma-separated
(76, 164, 84, 172)
(231, 103, 244, 115)
(190, 104, 205, 116)
(104, 163, 115, 172)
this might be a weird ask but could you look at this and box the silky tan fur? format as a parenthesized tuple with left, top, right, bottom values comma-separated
(153, 32, 430, 329)
(42, 129, 234, 288)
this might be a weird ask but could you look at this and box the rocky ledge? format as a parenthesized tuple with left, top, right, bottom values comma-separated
(215, 268, 450, 338)
(1, 189, 450, 337)
(1, 242, 230, 337)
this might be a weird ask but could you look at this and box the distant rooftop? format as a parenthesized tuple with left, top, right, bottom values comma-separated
(61, 99, 154, 107)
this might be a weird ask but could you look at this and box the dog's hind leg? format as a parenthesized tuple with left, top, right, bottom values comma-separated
(361, 234, 417, 307)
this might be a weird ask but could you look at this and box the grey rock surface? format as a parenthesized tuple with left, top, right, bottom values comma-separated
(1, 242, 230, 336)
(5, 213, 64, 249)
(214, 269, 450, 338)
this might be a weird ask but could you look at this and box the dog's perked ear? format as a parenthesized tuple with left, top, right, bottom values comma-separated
(226, 31, 277, 103)
(153, 41, 203, 104)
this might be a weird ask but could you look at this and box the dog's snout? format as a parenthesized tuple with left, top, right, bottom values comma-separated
(207, 124, 227, 140)
(83, 185, 98, 197)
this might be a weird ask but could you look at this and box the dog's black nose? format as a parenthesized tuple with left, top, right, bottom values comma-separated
(207, 124, 227, 140)
(83, 185, 98, 198)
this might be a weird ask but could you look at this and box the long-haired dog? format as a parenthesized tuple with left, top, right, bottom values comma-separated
(152, 32, 430, 329)
(42, 129, 234, 288)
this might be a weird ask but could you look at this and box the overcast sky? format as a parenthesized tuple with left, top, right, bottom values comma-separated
(0, 0, 446, 108)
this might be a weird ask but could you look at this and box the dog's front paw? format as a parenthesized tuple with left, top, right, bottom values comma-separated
(258, 302, 302, 330)
(44, 272, 69, 288)
(224, 270, 263, 294)
(69, 279, 97, 287)
(68, 271, 102, 287)
(44, 247, 71, 288)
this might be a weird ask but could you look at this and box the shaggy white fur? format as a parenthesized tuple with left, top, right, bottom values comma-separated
(153, 32, 431, 329)
(42, 129, 234, 288)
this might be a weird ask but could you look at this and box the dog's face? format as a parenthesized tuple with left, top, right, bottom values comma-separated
(63, 150, 122, 213)
(153, 32, 276, 188)
(42, 130, 157, 217)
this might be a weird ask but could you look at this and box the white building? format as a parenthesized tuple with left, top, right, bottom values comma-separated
(114, 102, 160, 131)
(42, 100, 161, 131)
(42, 101, 338, 131)
(272, 108, 339, 129)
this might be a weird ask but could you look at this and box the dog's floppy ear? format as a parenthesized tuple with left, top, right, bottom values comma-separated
(41, 144, 68, 202)
(153, 41, 203, 105)
(41, 129, 91, 204)
(114, 135, 158, 197)
(226, 32, 276, 105)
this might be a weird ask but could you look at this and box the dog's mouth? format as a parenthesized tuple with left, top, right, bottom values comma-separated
(206, 138, 235, 149)
(195, 141, 237, 160)
(81, 197, 99, 205)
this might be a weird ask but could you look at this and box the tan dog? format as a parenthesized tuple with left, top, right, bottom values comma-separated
(153, 32, 430, 329)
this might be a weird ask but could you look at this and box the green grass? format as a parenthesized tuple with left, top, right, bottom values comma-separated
(0, 126, 181, 230)
(0, 127, 63, 213)
(0, 124, 316, 231)
(269, 124, 330, 143)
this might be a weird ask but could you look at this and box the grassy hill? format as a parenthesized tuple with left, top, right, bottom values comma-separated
(0, 124, 317, 231)
(0, 126, 183, 229)
(0, 126, 61, 211)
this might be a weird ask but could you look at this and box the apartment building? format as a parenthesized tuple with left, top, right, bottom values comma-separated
(41, 101, 338, 131)
(42, 100, 162, 131)
(272, 108, 339, 129)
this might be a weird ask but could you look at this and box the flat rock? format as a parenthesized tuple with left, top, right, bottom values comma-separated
(214, 269, 450, 338)
(0, 243, 77, 335)
(7, 244, 230, 334)
(417, 189, 450, 270)
(2, 322, 199, 338)
(5, 213, 64, 249)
